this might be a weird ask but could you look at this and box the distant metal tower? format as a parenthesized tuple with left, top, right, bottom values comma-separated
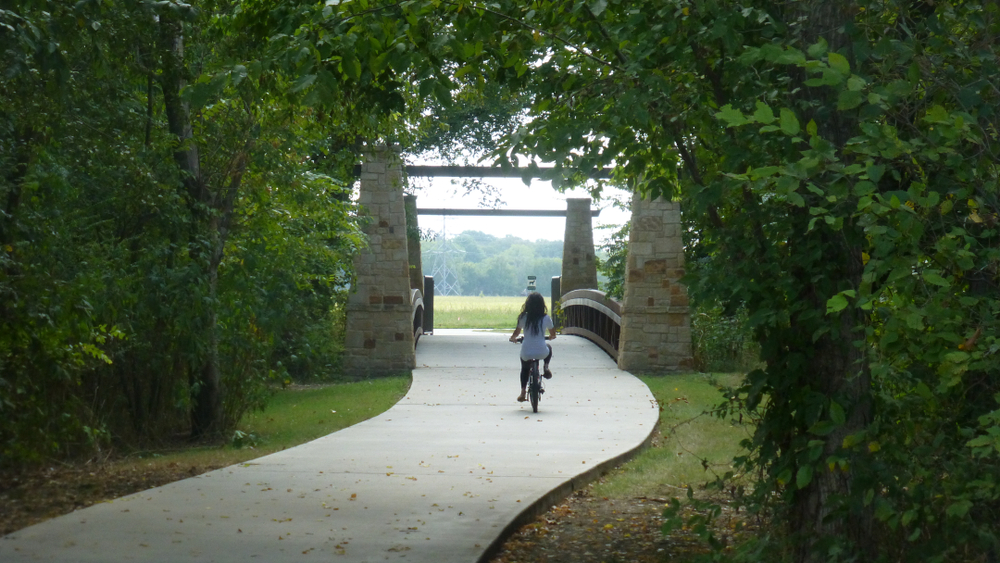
(428, 216, 463, 296)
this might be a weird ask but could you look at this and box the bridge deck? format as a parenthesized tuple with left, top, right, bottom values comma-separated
(1, 331, 657, 563)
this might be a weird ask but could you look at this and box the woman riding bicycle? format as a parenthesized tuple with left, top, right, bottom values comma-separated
(509, 292, 556, 403)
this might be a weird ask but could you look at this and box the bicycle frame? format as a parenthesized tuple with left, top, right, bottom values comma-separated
(513, 336, 548, 414)
(527, 358, 543, 413)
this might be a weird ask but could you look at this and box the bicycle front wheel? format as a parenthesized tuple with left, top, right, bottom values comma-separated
(529, 366, 540, 413)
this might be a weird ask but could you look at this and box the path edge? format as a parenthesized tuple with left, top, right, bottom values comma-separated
(476, 392, 660, 563)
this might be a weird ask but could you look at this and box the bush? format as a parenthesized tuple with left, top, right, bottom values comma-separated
(691, 306, 760, 373)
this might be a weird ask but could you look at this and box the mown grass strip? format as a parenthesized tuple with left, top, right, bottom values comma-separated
(118, 376, 411, 471)
(592, 372, 748, 499)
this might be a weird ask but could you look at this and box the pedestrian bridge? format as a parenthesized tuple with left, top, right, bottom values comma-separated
(343, 148, 693, 376)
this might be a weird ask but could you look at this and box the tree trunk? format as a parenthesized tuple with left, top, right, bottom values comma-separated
(157, 16, 223, 441)
(793, 239, 873, 561)
(1, 126, 34, 326)
(787, 1, 874, 559)
(190, 239, 222, 440)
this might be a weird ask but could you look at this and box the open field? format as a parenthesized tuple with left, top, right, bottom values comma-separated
(432, 295, 530, 329)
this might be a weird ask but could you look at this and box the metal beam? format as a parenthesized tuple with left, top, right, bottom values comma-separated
(416, 208, 601, 217)
(352, 164, 611, 179)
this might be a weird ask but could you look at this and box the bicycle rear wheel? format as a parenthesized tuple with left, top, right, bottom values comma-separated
(529, 362, 540, 413)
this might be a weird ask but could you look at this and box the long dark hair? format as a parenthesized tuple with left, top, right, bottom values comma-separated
(518, 292, 548, 335)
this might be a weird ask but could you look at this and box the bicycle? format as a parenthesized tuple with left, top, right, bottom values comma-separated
(514, 336, 547, 413)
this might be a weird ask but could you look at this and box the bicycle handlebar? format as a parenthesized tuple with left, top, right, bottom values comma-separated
(512, 336, 551, 343)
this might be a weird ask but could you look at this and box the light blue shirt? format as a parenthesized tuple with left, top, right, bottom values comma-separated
(518, 314, 553, 360)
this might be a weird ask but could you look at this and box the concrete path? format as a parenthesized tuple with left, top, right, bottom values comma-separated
(1, 330, 658, 563)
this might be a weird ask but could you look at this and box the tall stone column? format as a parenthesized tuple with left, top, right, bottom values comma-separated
(617, 193, 693, 372)
(343, 147, 416, 376)
(560, 198, 599, 295)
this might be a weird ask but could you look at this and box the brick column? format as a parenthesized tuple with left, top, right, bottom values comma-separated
(343, 147, 416, 376)
(617, 193, 693, 372)
(560, 198, 599, 295)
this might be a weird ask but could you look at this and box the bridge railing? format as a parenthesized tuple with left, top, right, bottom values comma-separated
(410, 288, 424, 346)
(558, 287, 622, 360)
(411, 275, 435, 348)
(422, 275, 434, 335)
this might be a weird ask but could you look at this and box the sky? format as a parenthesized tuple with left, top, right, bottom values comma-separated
(405, 175, 633, 245)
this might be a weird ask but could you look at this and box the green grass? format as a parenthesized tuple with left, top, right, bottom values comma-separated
(239, 377, 411, 445)
(120, 376, 411, 471)
(433, 295, 528, 329)
(591, 372, 748, 500)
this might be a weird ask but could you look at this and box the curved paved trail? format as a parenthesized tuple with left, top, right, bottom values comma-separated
(1, 330, 658, 562)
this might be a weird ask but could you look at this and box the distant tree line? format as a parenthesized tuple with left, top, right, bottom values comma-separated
(421, 231, 565, 296)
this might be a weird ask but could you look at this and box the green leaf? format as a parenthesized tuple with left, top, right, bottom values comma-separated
(750, 166, 779, 180)
(826, 293, 849, 313)
(837, 90, 863, 110)
(753, 101, 775, 124)
(827, 52, 850, 75)
(842, 432, 864, 448)
(924, 105, 950, 124)
(419, 78, 435, 99)
(922, 271, 950, 287)
(344, 55, 361, 80)
(796, 465, 814, 489)
(875, 498, 895, 521)
(866, 164, 885, 183)
(809, 421, 837, 436)
(230, 64, 248, 86)
(589, 0, 608, 16)
(716, 104, 749, 127)
(290, 73, 317, 93)
(807, 39, 828, 59)
(774, 47, 806, 65)
(433, 81, 452, 107)
(943, 351, 969, 363)
(780, 108, 800, 135)
(830, 401, 846, 425)
(854, 180, 875, 196)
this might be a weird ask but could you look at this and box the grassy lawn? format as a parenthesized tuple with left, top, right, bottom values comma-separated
(121, 376, 411, 471)
(433, 295, 529, 329)
(592, 372, 748, 500)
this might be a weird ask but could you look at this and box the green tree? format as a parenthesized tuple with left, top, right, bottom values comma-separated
(1, 0, 372, 462)
(379, 0, 999, 559)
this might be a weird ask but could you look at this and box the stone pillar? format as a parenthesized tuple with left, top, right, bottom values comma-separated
(560, 198, 599, 295)
(343, 147, 416, 376)
(617, 193, 693, 372)
(404, 194, 424, 294)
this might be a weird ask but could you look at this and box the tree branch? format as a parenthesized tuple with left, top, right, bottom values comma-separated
(581, 3, 630, 67)
(674, 136, 724, 230)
